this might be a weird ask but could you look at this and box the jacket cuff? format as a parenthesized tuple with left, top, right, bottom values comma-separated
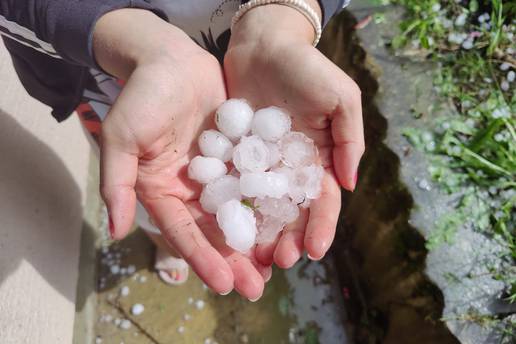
(52, 0, 167, 70)
(318, 0, 351, 27)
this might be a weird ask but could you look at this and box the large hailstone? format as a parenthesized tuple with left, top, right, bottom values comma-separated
(215, 99, 254, 141)
(251, 106, 292, 142)
(274, 164, 324, 204)
(200, 175, 241, 214)
(256, 215, 284, 244)
(278, 132, 318, 168)
(240, 172, 289, 199)
(216, 199, 256, 252)
(232, 135, 270, 173)
(198, 130, 233, 162)
(265, 141, 281, 168)
(188, 156, 227, 184)
(255, 196, 299, 224)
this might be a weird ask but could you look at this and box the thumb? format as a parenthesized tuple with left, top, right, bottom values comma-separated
(331, 81, 365, 191)
(100, 125, 139, 240)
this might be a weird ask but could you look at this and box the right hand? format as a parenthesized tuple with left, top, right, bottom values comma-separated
(93, 9, 270, 300)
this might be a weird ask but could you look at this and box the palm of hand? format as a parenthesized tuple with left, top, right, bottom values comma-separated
(224, 42, 363, 267)
(102, 52, 269, 299)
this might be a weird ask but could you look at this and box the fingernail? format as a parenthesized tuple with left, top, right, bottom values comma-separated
(352, 170, 359, 191)
(307, 253, 323, 261)
(219, 290, 232, 296)
(248, 296, 261, 302)
(108, 215, 115, 239)
(265, 272, 272, 283)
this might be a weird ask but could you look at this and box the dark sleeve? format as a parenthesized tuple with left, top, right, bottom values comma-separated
(0, 0, 167, 69)
(318, 0, 350, 27)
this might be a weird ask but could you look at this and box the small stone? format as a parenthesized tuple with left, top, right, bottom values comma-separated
(187, 297, 194, 305)
(101, 247, 109, 254)
(120, 319, 131, 330)
(139, 276, 147, 283)
(114, 318, 121, 326)
(507, 70, 515, 82)
(183, 313, 192, 321)
(204, 339, 213, 344)
(501, 81, 510, 91)
(131, 304, 144, 316)
(95, 336, 103, 344)
(120, 286, 130, 297)
(195, 299, 205, 310)
(500, 62, 510, 71)
(455, 13, 467, 26)
(177, 325, 185, 334)
(120, 267, 127, 275)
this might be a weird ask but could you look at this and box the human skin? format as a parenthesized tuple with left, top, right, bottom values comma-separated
(93, 9, 271, 300)
(225, 1, 364, 268)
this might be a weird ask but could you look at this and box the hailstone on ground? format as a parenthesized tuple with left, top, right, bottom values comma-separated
(188, 99, 324, 252)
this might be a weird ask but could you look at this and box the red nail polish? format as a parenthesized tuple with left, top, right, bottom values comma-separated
(108, 215, 115, 239)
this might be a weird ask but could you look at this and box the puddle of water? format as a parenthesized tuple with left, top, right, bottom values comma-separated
(94, 230, 350, 344)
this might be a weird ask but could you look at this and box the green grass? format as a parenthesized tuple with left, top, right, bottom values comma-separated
(387, 0, 515, 339)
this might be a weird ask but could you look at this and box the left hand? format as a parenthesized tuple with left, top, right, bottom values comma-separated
(224, 3, 364, 268)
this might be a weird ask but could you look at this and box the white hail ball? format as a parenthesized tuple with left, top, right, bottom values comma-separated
(215, 99, 254, 141)
(252, 106, 292, 142)
(198, 129, 233, 162)
(188, 156, 227, 184)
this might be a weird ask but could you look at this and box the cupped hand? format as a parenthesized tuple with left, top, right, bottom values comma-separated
(224, 4, 365, 268)
(94, 9, 269, 299)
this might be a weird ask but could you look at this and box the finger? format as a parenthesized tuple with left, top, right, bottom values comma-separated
(331, 80, 365, 191)
(304, 171, 341, 260)
(247, 250, 273, 282)
(273, 208, 309, 269)
(187, 202, 265, 299)
(255, 239, 278, 266)
(100, 132, 138, 240)
(226, 252, 266, 301)
(145, 197, 234, 294)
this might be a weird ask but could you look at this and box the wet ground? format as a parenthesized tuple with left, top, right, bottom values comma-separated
(94, 230, 350, 344)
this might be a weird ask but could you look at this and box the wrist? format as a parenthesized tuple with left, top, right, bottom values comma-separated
(229, 0, 321, 49)
(93, 9, 198, 79)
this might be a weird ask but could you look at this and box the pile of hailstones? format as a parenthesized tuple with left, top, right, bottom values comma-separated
(188, 99, 324, 253)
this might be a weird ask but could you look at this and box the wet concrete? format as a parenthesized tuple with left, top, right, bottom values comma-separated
(94, 230, 350, 344)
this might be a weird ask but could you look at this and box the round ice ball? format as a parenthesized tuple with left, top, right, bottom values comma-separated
(251, 106, 292, 142)
(240, 172, 289, 199)
(255, 196, 299, 224)
(188, 156, 227, 184)
(216, 199, 257, 253)
(256, 216, 284, 244)
(215, 99, 254, 141)
(265, 141, 281, 168)
(200, 175, 241, 214)
(232, 135, 270, 173)
(278, 132, 318, 168)
(198, 130, 233, 162)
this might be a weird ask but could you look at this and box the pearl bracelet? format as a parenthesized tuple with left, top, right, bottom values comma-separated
(231, 0, 323, 46)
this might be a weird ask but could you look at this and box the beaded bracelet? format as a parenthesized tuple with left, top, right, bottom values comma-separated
(231, 0, 323, 46)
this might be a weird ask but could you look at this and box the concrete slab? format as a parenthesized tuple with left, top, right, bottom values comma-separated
(0, 41, 90, 344)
